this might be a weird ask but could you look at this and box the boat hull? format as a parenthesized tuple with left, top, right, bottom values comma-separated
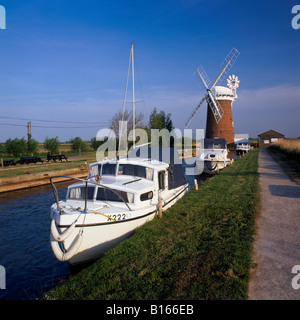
(196, 159, 231, 175)
(51, 184, 188, 264)
(68, 211, 155, 264)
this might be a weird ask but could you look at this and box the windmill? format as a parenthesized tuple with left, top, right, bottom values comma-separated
(185, 48, 240, 145)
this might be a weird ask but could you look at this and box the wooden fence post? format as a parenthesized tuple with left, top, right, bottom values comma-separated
(194, 179, 198, 190)
(157, 191, 163, 219)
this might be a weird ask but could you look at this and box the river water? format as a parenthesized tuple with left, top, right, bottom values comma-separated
(0, 161, 201, 300)
(0, 182, 72, 300)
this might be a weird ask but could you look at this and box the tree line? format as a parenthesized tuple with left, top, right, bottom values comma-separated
(0, 136, 91, 157)
(0, 108, 174, 157)
(108, 107, 174, 148)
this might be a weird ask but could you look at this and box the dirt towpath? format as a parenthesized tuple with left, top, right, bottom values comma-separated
(248, 149, 300, 299)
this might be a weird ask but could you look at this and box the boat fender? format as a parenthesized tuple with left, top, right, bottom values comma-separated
(50, 232, 83, 262)
(50, 219, 77, 242)
(206, 162, 217, 171)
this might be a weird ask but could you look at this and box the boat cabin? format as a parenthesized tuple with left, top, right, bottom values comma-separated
(204, 138, 227, 150)
(64, 147, 186, 210)
(65, 160, 167, 209)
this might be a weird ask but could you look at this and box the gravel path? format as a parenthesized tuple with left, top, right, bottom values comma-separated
(248, 148, 300, 300)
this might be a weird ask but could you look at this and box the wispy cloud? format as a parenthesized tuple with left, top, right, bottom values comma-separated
(234, 84, 300, 137)
(238, 85, 300, 110)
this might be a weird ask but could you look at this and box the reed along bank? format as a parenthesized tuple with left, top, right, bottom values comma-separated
(45, 149, 260, 300)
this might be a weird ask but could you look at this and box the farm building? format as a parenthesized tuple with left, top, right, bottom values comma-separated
(257, 130, 285, 148)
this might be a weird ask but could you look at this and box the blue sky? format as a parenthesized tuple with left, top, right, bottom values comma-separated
(0, 0, 299, 142)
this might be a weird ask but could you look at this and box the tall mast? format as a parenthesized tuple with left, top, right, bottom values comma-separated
(131, 43, 135, 149)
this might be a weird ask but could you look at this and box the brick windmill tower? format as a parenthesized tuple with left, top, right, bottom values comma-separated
(185, 48, 240, 145)
(205, 75, 240, 144)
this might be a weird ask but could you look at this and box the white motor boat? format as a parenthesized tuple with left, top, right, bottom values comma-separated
(49, 147, 188, 264)
(235, 140, 251, 155)
(195, 138, 233, 175)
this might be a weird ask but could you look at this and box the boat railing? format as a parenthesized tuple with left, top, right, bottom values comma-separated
(49, 175, 133, 213)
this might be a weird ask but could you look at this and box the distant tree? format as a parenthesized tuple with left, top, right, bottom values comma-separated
(70, 137, 89, 154)
(149, 108, 165, 130)
(4, 138, 13, 155)
(5, 137, 27, 157)
(109, 109, 145, 139)
(27, 138, 39, 155)
(90, 137, 104, 151)
(149, 108, 174, 131)
(44, 136, 60, 154)
(0, 143, 5, 156)
(165, 113, 174, 132)
(148, 108, 175, 147)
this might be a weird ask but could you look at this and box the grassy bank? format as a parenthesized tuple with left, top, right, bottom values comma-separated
(267, 139, 300, 184)
(45, 149, 259, 300)
(0, 151, 97, 179)
(0, 159, 91, 179)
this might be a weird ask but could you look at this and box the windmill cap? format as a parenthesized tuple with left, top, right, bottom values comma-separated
(213, 86, 237, 101)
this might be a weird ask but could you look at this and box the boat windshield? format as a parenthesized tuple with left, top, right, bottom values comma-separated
(67, 185, 134, 203)
(118, 164, 154, 180)
(89, 163, 116, 178)
(68, 186, 95, 200)
(204, 139, 226, 149)
(96, 187, 134, 203)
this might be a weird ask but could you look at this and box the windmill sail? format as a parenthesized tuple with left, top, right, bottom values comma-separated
(206, 92, 224, 123)
(196, 65, 224, 124)
(185, 93, 208, 128)
(195, 65, 211, 90)
(214, 48, 240, 88)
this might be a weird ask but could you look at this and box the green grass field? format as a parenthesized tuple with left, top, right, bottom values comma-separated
(45, 149, 260, 300)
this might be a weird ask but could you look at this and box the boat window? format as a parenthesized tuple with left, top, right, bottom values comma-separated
(89, 163, 116, 178)
(118, 164, 154, 180)
(204, 141, 214, 149)
(89, 164, 99, 178)
(96, 187, 134, 203)
(205, 142, 223, 149)
(68, 186, 95, 200)
(204, 139, 226, 149)
(102, 163, 116, 175)
(158, 171, 165, 190)
(140, 191, 153, 201)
